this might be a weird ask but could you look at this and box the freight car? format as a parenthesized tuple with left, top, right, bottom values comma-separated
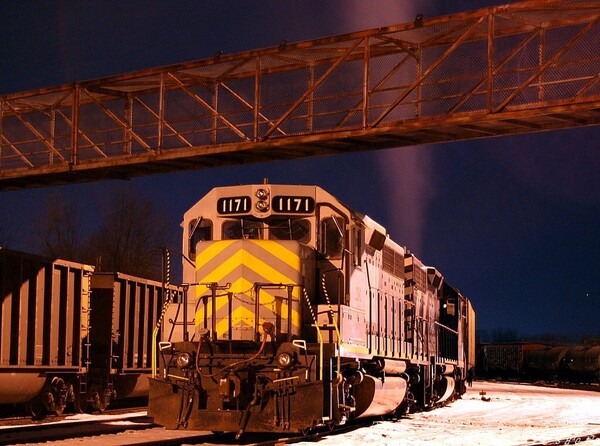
(0, 248, 180, 416)
(476, 343, 546, 378)
(148, 183, 476, 437)
(477, 343, 600, 384)
(562, 346, 600, 384)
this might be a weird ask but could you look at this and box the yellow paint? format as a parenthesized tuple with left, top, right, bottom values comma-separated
(248, 240, 301, 271)
(196, 248, 300, 301)
(194, 277, 302, 331)
(193, 241, 303, 337)
(215, 305, 258, 335)
(194, 239, 237, 271)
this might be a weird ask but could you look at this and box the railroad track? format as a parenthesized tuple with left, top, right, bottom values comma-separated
(0, 412, 373, 446)
(0, 411, 151, 445)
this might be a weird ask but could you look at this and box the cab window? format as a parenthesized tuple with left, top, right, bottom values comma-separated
(269, 219, 311, 243)
(223, 219, 263, 239)
(319, 216, 344, 259)
(189, 218, 212, 260)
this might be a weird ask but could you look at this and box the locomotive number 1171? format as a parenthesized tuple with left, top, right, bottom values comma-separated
(272, 196, 315, 213)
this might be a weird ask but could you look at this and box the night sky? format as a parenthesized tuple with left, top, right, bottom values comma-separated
(1, 1, 598, 339)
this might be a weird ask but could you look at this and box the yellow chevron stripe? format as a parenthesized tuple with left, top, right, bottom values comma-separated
(195, 276, 253, 319)
(195, 277, 295, 310)
(195, 239, 237, 272)
(196, 249, 246, 287)
(248, 240, 301, 271)
(195, 276, 253, 302)
(198, 249, 298, 288)
(194, 241, 303, 337)
(215, 306, 256, 336)
(196, 241, 301, 275)
(195, 282, 301, 328)
(214, 306, 300, 340)
(241, 249, 299, 285)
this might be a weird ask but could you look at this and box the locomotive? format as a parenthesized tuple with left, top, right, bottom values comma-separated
(148, 183, 476, 437)
(0, 248, 180, 416)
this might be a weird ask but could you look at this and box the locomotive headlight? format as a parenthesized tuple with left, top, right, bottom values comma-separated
(255, 200, 270, 212)
(256, 188, 270, 200)
(176, 352, 192, 369)
(276, 351, 294, 369)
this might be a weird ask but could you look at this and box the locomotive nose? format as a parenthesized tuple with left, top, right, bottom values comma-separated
(193, 239, 304, 341)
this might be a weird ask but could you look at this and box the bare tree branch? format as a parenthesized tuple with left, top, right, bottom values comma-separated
(85, 185, 176, 279)
(37, 192, 83, 260)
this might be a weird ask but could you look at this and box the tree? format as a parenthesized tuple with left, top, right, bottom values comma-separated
(37, 192, 84, 260)
(85, 185, 176, 280)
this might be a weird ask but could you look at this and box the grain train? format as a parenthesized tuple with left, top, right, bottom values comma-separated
(148, 183, 476, 437)
(0, 248, 181, 417)
(477, 342, 600, 384)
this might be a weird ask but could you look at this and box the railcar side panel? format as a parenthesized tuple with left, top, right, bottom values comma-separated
(0, 249, 93, 407)
(90, 272, 177, 400)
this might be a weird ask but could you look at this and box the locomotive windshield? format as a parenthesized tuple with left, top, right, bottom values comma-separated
(188, 216, 311, 258)
(222, 217, 310, 243)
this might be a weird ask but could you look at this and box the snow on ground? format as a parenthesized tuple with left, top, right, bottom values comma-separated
(2, 382, 598, 445)
(295, 381, 600, 446)
(0, 411, 148, 430)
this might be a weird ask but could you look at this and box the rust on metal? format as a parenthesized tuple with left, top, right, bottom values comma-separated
(0, 0, 599, 190)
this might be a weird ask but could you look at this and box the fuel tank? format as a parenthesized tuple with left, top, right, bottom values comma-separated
(353, 375, 407, 418)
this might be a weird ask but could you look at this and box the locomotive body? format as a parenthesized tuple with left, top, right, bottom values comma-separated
(148, 184, 475, 436)
(0, 248, 180, 416)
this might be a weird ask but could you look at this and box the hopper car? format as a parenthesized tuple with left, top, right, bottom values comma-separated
(0, 248, 180, 416)
(148, 183, 476, 437)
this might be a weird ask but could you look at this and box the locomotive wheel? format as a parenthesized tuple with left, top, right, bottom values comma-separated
(51, 401, 65, 416)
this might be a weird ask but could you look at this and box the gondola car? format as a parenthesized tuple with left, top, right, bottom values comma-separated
(148, 183, 475, 437)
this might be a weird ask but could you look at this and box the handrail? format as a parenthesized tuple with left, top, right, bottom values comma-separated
(152, 248, 172, 379)
(302, 287, 324, 382)
(151, 288, 172, 378)
(320, 272, 342, 378)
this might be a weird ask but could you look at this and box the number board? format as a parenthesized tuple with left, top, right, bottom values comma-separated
(272, 196, 315, 213)
(217, 196, 251, 214)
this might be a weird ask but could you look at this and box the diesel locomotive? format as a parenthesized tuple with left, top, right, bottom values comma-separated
(148, 183, 476, 437)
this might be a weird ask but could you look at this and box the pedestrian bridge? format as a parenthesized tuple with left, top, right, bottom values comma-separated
(1, 0, 599, 190)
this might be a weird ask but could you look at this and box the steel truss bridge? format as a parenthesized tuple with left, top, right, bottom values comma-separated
(1, 0, 599, 190)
